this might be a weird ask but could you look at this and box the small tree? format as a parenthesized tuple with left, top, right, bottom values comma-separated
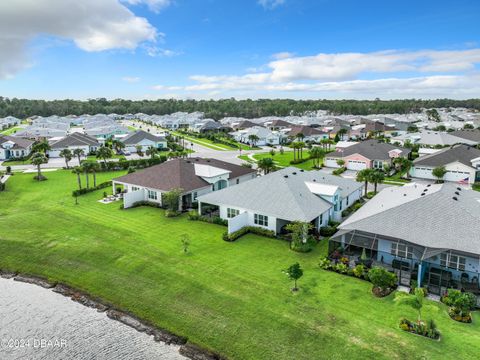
(180, 233, 190, 254)
(432, 166, 447, 183)
(269, 149, 276, 157)
(146, 146, 158, 159)
(336, 159, 345, 167)
(285, 221, 313, 247)
(96, 146, 113, 166)
(257, 157, 275, 175)
(368, 169, 385, 193)
(73, 148, 85, 164)
(284, 262, 303, 292)
(395, 287, 426, 323)
(136, 145, 144, 156)
(356, 168, 374, 195)
(162, 188, 183, 212)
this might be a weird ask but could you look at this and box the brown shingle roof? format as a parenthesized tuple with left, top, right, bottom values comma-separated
(113, 158, 256, 192)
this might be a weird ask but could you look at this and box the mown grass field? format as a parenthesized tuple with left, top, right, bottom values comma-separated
(0, 126, 23, 136)
(0, 170, 479, 359)
(240, 150, 322, 170)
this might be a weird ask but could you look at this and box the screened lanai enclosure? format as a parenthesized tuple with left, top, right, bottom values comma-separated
(330, 230, 480, 302)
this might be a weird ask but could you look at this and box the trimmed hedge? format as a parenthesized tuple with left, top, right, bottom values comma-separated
(90, 156, 167, 172)
(223, 226, 276, 242)
(72, 181, 112, 197)
(332, 167, 347, 175)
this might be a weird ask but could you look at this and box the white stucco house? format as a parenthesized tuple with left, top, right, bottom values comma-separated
(112, 158, 257, 211)
(410, 144, 480, 184)
(0, 135, 34, 160)
(48, 133, 100, 158)
(197, 167, 363, 235)
(230, 126, 281, 146)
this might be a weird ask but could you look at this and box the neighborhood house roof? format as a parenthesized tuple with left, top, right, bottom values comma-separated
(113, 158, 255, 192)
(50, 133, 99, 149)
(450, 129, 480, 144)
(120, 130, 164, 145)
(393, 130, 477, 146)
(339, 183, 480, 256)
(413, 144, 480, 168)
(327, 139, 411, 160)
(198, 167, 363, 222)
(0, 135, 34, 149)
(287, 125, 327, 137)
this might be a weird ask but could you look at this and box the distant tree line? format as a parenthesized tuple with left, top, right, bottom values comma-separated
(0, 97, 479, 120)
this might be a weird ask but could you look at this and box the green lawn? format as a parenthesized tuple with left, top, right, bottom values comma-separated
(473, 183, 480, 192)
(0, 171, 479, 359)
(241, 150, 323, 170)
(1, 158, 32, 166)
(0, 126, 23, 135)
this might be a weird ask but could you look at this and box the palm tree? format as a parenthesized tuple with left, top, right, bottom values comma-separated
(257, 157, 275, 175)
(73, 148, 85, 165)
(31, 152, 48, 181)
(145, 146, 158, 159)
(309, 146, 324, 168)
(72, 166, 82, 190)
(81, 161, 94, 188)
(32, 139, 51, 154)
(248, 134, 259, 148)
(59, 149, 72, 169)
(291, 142, 302, 161)
(337, 128, 348, 141)
(96, 146, 113, 166)
(356, 168, 374, 195)
(90, 162, 100, 187)
(368, 170, 385, 193)
(135, 145, 144, 156)
(111, 139, 125, 154)
(297, 141, 306, 160)
(395, 288, 425, 323)
(393, 157, 413, 178)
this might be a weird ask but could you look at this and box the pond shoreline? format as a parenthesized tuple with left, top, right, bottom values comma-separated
(0, 269, 226, 360)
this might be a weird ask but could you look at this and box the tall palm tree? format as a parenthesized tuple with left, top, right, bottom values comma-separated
(90, 162, 100, 187)
(248, 134, 259, 148)
(82, 162, 94, 188)
(96, 146, 113, 166)
(73, 148, 85, 165)
(337, 128, 348, 141)
(59, 149, 72, 169)
(72, 166, 82, 190)
(356, 168, 374, 195)
(31, 152, 48, 181)
(112, 139, 125, 154)
(368, 170, 385, 193)
(297, 141, 306, 160)
(257, 157, 275, 175)
(309, 146, 324, 168)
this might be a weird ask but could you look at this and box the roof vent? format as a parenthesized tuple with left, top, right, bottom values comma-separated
(455, 191, 460, 196)
(403, 194, 407, 196)
(457, 187, 462, 191)
(284, 175, 288, 178)
(300, 169, 304, 172)
(427, 184, 431, 187)
(421, 193, 425, 196)
(453, 197, 458, 201)
(292, 172, 297, 175)
(313, 179, 316, 182)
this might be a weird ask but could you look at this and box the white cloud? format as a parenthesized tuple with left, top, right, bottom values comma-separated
(271, 52, 295, 60)
(258, 0, 285, 9)
(152, 48, 480, 99)
(0, 0, 159, 79)
(122, 76, 141, 83)
(123, 0, 172, 13)
(145, 46, 181, 57)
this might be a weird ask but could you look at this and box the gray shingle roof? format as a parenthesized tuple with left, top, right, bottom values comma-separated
(413, 144, 480, 168)
(339, 183, 480, 255)
(327, 139, 411, 160)
(122, 130, 165, 145)
(450, 129, 480, 144)
(198, 167, 363, 222)
(0, 135, 34, 149)
(50, 133, 99, 149)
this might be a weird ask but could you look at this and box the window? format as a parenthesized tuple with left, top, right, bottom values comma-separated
(254, 214, 268, 227)
(346, 196, 349, 206)
(147, 190, 158, 200)
(236, 179, 240, 184)
(193, 192, 198, 201)
(390, 242, 413, 259)
(132, 186, 139, 191)
(227, 208, 239, 218)
(319, 214, 323, 225)
(440, 253, 466, 271)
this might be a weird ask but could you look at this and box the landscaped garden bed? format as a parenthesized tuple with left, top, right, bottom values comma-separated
(441, 289, 476, 323)
(399, 318, 440, 340)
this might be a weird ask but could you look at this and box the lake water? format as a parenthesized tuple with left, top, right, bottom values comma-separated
(0, 278, 186, 359)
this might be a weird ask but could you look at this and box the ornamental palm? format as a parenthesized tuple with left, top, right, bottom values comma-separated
(395, 288, 425, 323)
(356, 168, 374, 195)
(257, 157, 275, 175)
(145, 146, 158, 159)
(72, 166, 82, 190)
(309, 146, 324, 168)
(73, 148, 85, 165)
(59, 149, 72, 169)
(368, 170, 385, 193)
(31, 152, 48, 181)
(96, 146, 113, 166)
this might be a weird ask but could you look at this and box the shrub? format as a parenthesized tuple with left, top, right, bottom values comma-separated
(320, 226, 337, 237)
(353, 264, 366, 278)
(334, 263, 348, 274)
(187, 210, 200, 220)
(72, 181, 112, 197)
(318, 257, 333, 270)
(290, 236, 317, 253)
(223, 226, 276, 242)
(366, 191, 377, 199)
(165, 210, 181, 217)
(442, 289, 476, 321)
(332, 167, 346, 175)
(368, 266, 397, 291)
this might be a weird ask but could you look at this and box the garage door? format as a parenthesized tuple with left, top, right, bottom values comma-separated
(347, 160, 367, 171)
(444, 170, 471, 183)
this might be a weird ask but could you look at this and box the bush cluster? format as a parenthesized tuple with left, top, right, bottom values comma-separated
(94, 156, 167, 172)
(399, 318, 440, 339)
(72, 181, 112, 197)
(187, 210, 227, 226)
(332, 167, 347, 175)
(223, 226, 275, 242)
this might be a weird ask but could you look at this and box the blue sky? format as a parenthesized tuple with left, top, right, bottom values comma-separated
(0, 0, 479, 100)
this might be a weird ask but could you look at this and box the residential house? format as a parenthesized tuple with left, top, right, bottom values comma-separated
(231, 120, 260, 130)
(121, 130, 167, 154)
(0, 135, 34, 160)
(392, 130, 477, 147)
(324, 139, 411, 171)
(190, 120, 232, 133)
(113, 158, 257, 211)
(263, 119, 294, 131)
(410, 144, 480, 184)
(48, 133, 100, 158)
(230, 126, 281, 146)
(450, 129, 480, 145)
(331, 183, 480, 301)
(286, 125, 329, 143)
(198, 167, 363, 235)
